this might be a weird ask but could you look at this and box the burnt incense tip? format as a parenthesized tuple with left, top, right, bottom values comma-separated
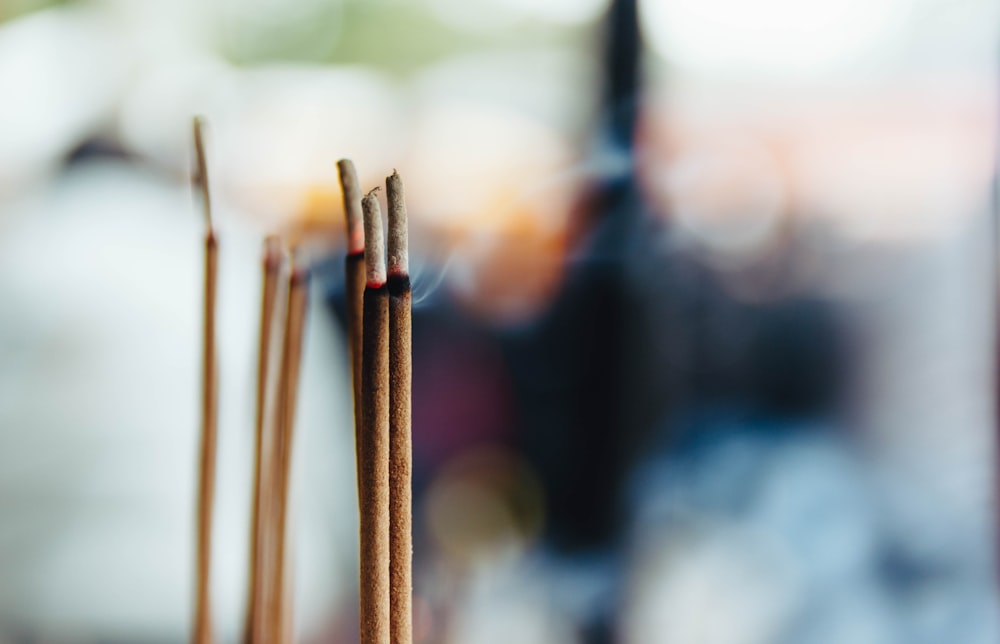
(362, 188, 386, 287)
(192, 116, 212, 230)
(387, 273, 410, 296)
(386, 171, 408, 277)
(337, 159, 365, 255)
(289, 249, 311, 285)
(290, 266, 311, 285)
(263, 235, 282, 271)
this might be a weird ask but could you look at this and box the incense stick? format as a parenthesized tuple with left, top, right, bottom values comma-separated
(192, 115, 217, 644)
(386, 171, 412, 644)
(269, 256, 310, 644)
(360, 189, 390, 644)
(246, 236, 283, 644)
(193, 117, 213, 230)
(258, 262, 291, 644)
(338, 159, 366, 498)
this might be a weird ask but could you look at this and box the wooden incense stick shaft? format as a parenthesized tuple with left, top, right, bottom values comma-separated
(388, 276, 412, 644)
(193, 117, 212, 228)
(194, 231, 218, 644)
(258, 272, 290, 644)
(246, 239, 282, 644)
(360, 285, 390, 644)
(270, 266, 310, 644)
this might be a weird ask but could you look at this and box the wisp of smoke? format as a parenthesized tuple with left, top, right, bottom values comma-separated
(411, 252, 458, 307)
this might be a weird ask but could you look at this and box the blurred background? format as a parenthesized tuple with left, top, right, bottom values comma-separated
(1, 0, 999, 641)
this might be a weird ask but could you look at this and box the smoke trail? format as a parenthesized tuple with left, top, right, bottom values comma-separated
(411, 252, 459, 307)
(403, 141, 635, 312)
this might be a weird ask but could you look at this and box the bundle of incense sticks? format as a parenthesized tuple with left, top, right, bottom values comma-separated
(190, 118, 311, 644)
(189, 125, 412, 644)
(339, 164, 413, 644)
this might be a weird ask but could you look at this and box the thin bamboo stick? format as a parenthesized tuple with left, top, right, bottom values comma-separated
(246, 236, 283, 644)
(192, 115, 218, 644)
(269, 255, 310, 644)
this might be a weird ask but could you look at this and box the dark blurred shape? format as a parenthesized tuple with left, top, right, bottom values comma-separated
(504, 0, 645, 555)
(603, 0, 641, 151)
(749, 297, 845, 418)
(63, 136, 133, 166)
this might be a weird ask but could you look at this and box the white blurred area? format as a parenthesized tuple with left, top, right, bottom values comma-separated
(0, 0, 999, 641)
(0, 162, 352, 640)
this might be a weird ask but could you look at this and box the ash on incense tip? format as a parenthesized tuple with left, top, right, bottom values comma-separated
(338, 159, 366, 255)
(386, 170, 408, 278)
(362, 187, 387, 287)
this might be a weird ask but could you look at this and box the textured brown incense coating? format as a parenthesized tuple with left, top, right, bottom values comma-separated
(193, 116, 217, 644)
(360, 192, 390, 644)
(387, 281, 411, 642)
(338, 160, 365, 497)
(270, 260, 310, 644)
(386, 172, 412, 644)
(246, 236, 282, 644)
